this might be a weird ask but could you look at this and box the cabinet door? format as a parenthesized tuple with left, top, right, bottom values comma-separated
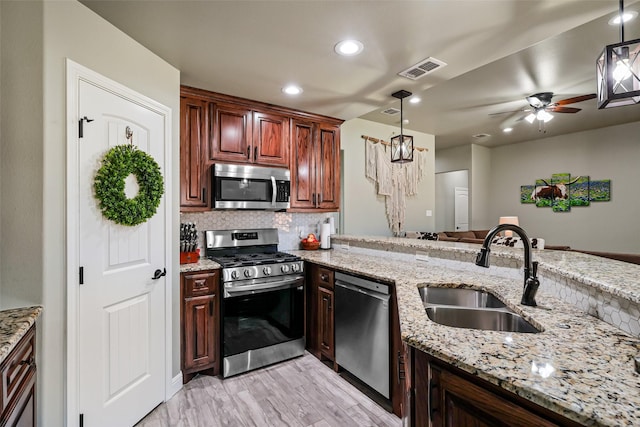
(316, 123, 340, 210)
(253, 111, 290, 166)
(180, 96, 209, 209)
(183, 295, 217, 372)
(290, 119, 316, 209)
(318, 286, 334, 359)
(210, 103, 252, 163)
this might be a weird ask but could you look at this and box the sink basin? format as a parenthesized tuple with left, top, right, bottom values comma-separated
(425, 306, 540, 333)
(418, 287, 506, 309)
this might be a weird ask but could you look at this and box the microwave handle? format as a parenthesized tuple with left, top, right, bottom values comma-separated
(271, 176, 277, 207)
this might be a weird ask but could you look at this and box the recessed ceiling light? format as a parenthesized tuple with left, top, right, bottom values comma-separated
(334, 39, 364, 56)
(609, 10, 638, 25)
(503, 127, 513, 133)
(282, 85, 303, 95)
(409, 97, 421, 104)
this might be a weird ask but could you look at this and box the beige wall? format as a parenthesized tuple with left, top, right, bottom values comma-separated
(341, 118, 436, 236)
(1, 1, 180, 425)
(488, 120, 640, 253)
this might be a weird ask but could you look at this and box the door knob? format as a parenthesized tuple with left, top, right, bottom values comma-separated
(152, 268, 166, 280)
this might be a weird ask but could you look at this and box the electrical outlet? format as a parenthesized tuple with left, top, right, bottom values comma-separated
(426, 210, 432, 217)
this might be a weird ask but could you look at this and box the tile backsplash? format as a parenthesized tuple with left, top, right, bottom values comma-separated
(180, 210, 338, 251)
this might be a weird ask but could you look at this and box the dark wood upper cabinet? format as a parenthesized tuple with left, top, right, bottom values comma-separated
(252, 111, 290, 166)
(290, 120, 340, 211)
(180, 96, 209, 210)
(180, 86, 342, 212)
(209, 103, 253, 163)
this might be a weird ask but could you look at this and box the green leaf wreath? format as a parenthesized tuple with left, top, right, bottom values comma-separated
(94, 145, 164, 226)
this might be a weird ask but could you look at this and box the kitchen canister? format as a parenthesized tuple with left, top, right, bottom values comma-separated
(320, 222, 332, 249)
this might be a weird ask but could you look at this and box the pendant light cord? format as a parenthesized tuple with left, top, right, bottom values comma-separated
(620, 0, 625, 43)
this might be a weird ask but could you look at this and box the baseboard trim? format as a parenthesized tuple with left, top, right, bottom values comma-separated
(167, 372, 183, 400)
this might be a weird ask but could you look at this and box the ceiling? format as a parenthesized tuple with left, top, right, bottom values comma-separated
(81, 0, 640, 150)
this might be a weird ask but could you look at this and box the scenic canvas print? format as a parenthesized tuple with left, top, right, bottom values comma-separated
(569, 176, 590, 206)
(589, 179, 611, 201)
(520, 185, 536, 204)
(551, 173, 571, 212)
(522, 173, 610, 212)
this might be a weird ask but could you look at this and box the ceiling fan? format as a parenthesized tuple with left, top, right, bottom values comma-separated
(491, 92, 597, 132)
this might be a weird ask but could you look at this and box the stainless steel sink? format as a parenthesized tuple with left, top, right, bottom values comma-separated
(425, 306, 540, 333)
(418, 287, 506, 309)
(418, 286, 541, 333)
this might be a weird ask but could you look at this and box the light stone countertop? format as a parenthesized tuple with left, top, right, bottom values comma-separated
(291, 240, 640, 427)
(179, 257, 222, 273)
(179, 236, 640, 425)
(0, 305, 43, 365)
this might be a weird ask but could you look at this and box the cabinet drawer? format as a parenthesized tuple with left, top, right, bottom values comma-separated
(183, 271, 219, 297)
(1, 326, 35, 420)
(310, 265, 334, 289)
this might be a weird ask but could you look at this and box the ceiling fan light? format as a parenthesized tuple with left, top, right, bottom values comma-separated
(537, 110, 554, 122)
(524, 113, 536, 123)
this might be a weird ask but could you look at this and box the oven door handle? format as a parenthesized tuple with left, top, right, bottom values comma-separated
(224, 275, 304, 298)
(271, 176, 277, 207)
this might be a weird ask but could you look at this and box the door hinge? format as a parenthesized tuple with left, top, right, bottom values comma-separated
(79, 413, 84, 427)
(78, 116, 94, 138)
(79, 267, 84, 285)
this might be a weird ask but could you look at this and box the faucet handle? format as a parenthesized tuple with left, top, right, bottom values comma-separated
(532, 261, 538, 278)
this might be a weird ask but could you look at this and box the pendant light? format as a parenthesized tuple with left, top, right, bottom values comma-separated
(596, 0, 640, 109)
(390, 90, 414, 163)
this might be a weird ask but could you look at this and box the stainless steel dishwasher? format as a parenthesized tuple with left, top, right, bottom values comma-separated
(335, 272, 390, 399)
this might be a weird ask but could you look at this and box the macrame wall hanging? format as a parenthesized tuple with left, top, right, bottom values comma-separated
(362, 135, 428, 235)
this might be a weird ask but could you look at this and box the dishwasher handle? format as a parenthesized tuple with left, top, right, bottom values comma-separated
(335, 280, 390, 303)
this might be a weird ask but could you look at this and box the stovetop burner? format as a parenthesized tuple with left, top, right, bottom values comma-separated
(209, 251, 300, 268)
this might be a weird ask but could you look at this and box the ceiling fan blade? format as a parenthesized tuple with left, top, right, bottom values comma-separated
(553, 94, 596, 106)
(548, 106, 581, 113)
(488, 109, 527, 116)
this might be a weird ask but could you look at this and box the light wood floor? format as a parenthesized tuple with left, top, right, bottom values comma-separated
(136, 352, 402, 427)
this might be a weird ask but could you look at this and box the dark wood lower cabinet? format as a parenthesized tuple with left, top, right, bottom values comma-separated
(181, 270, 220, 383)
(1, 325, 36, 427)
(412, 348, 582, 427)
(318, 286, 334, 361)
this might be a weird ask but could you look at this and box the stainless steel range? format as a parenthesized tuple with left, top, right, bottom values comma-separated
(205, 228, 305, 377)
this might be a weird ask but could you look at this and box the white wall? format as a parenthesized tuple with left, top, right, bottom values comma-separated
(470, 144, 492, 229)
(1, 1, 180, 425)
(435, 170, 468, 232)
(341, 118, 436, 235)
(489, 120, 640, 254)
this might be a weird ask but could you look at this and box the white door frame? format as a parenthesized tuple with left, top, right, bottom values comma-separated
(65, 59, 174, 426)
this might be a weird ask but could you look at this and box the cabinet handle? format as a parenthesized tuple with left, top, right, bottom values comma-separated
(313, 193, 316, 206)
(202, 188, 207, 204)
(254, 146, 258, 161)
(320, 273, 328, 282)
(20, 356, 35, 368)
(247, 146, 251, 159)
(194, 279, 206, 288)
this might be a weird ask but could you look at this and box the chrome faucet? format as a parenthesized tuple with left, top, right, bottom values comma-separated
(475, 224, 539, 307)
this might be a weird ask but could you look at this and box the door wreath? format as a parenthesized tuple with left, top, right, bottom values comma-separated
(94, 144, 164, 226)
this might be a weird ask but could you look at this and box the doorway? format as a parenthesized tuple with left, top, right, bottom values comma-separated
(435, 170, 469, 232)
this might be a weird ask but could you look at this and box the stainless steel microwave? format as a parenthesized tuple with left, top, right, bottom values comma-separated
(212, 164, 291, 210)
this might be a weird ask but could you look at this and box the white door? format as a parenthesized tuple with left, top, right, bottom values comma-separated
(454, 187, 469, 231)
(77, 80, 166, 427)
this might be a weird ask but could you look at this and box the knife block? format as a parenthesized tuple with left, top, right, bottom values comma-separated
(180, 250, 200, 264)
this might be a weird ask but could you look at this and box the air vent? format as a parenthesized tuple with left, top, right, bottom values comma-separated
(472, 133, 491, 139)
(398, 57, 447, 80)
(381, 107, 401, 115)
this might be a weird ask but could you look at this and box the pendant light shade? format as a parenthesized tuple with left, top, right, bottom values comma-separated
(597, 1, 640, 109)
(390, 90, 414, 163)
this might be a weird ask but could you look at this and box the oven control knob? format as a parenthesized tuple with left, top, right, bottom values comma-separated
(263, 266, 272, 276)
(281, 264, 290, 273)
(244, 269, 254, 278)
(291, 263, 300, 272)
(230, 270, 239, 280)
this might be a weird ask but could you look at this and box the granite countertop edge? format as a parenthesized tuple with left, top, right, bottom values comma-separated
(0, 305, 43, 365)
